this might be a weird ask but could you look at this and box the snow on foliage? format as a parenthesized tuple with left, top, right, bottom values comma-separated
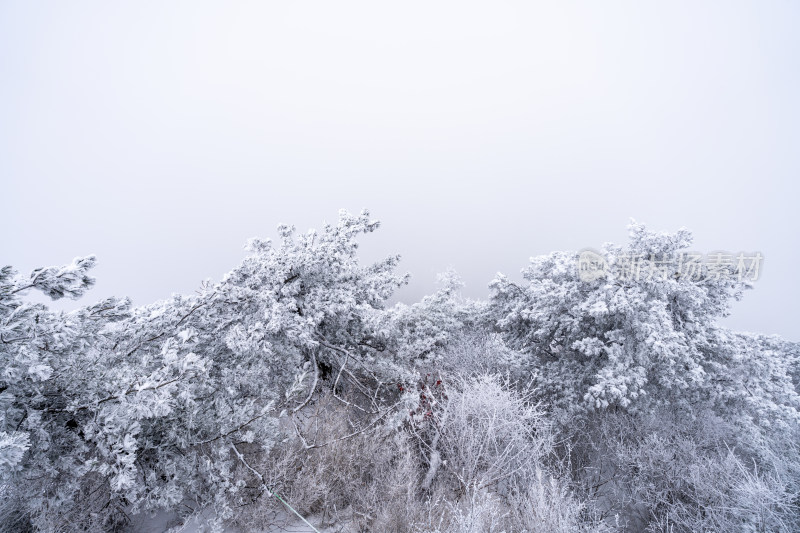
(1, 213, 798, 532)
(489, 222, 799, 428)
(0, 210, 415, 531)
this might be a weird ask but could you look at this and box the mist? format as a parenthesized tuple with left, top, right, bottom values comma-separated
(2, 1, 798, 339)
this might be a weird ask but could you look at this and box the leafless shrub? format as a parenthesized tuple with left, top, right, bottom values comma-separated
(412, 489, 511, 533)
(571, 408, 800, 533)
(506, 465, 613, 533)
(407, 372, 606, 533)
(627, 435, 799, 532)
(418, 374, 550, 495)
(433, 331, 527, 380)
(0, 483, 32, 533)
(233, 391, 424, 532)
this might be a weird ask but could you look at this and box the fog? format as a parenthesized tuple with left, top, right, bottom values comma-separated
(2, 1, 798, 339)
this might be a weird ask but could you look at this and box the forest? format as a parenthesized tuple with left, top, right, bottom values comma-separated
(1, 210, 798, 532)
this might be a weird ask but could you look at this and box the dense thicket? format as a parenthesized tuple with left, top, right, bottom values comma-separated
(2, 211, 798, 532)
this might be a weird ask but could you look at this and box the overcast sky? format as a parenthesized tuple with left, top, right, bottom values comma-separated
(1, 1, 798, 339)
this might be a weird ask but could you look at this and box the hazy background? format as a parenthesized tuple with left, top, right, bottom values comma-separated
(1, 1, 798, 339)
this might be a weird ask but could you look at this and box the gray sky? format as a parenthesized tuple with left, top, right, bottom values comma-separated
(1, 1, 798, 340)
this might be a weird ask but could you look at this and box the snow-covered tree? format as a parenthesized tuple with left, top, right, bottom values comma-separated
(488, 222, 800, 530)
(489, 222, 799, 428)
(0, 209, 409, 531)
(375, 269, 474, 365)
